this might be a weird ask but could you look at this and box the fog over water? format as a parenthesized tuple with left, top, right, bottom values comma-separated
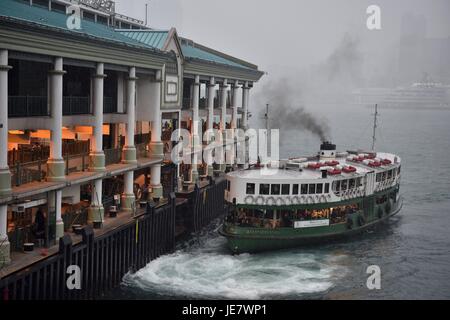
(107, 0, 450, 299)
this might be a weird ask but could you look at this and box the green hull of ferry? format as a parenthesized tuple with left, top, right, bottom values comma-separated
(219, 188, 402, 254)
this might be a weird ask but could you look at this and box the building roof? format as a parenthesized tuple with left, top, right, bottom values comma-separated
(118, 29, 256, 71)
(180, 41, 254, 70)
(0, 0, 156, 51)
(117, 30, 169, 50)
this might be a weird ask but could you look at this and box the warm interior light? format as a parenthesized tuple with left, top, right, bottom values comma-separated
(30, 130, 51, 139)
(75, 126, 93, 134)
(102, 124, 110, 135)
(9, 130, 25, 135)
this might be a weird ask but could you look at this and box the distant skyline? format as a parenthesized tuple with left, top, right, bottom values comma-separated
(114, 0, 450, 72)
(114, 0, 450, 120)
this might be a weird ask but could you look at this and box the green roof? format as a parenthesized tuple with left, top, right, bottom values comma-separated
(181, 43, 252, 70)
(0, 0, 155, 50)
(118, 29, 254, 70)
(117, 30, 169, 50)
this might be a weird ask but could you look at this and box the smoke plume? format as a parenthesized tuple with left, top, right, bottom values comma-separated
(257, 78, 330, 141)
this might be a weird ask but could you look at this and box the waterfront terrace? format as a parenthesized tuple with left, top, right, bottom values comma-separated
(0, 0, 263, 267)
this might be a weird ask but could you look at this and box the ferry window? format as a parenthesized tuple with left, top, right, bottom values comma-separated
(381, 171, 387, 181)
(376, 173, 382, 182)
(316, 184, 323, 194)
(356, 177, 362, 187)
(226, 180, 231, 191)
(246, 183, 255, 195)
(293, 184, 299, 195)
(341, 180, 348, 191)
(281, 184, 290, 195)
(349, 179, 355, 189)
(301, 184, 308, 195)
(325, 183, 330, 193)
(308, 184, 316, 194)
(260, 184, 270, 195)
(271, 184, 281, 195)
(387, 170, 393, 179)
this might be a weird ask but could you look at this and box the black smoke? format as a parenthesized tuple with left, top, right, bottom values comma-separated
(257, 78, 330, 141)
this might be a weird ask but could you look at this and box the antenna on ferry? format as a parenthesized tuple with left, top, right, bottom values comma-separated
(371, 104, 379, 151)
(264, 103, 269, 131)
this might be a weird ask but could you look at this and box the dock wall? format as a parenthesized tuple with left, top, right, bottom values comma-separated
(0, 179, 227, 300)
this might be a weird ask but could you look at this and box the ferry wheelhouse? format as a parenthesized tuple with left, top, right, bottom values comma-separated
(219, 142, 402, 253)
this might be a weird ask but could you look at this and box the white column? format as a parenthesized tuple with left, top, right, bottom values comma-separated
(0, 50, 11, 264)
(219, 80, 228, 172)
(122, 67, 137, 164)
(0, 50, 11, 197)
(231, 80, 239, 129)
(0, 204, 9, 264)
(207, 77, 215, 132)
(52, 190, 64, 241)
(89, 62, 106, 171)
(88, 63, 106, 227)
(47, 57, 66, 182)
(190, 75, 200, 182)
(149, 70, 163, 200)
(242, 81, 250, 129)
(206, 77, 215, 176)
(220, 79, 228, 131)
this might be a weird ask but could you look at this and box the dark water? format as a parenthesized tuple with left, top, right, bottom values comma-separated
(108, 104, 450, 300)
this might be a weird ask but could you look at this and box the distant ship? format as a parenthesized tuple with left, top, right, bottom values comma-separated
(353, 81, 450, 109)
(219, 107, 403, 254)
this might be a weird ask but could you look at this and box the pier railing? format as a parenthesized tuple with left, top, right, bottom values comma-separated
(0, 193, 176, 300)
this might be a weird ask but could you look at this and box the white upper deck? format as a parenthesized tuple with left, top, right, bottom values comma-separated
(225, 147, 402, 207)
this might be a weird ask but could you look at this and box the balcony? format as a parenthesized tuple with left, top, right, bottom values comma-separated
(8, 96, 49, 117)
(103, 97, 118, 114)
(63, 96, 90, 115)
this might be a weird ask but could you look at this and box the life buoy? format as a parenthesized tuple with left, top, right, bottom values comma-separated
(320, 195, 327, 203)
(244, 195, 254, 205)
(255, 196, 265, 205)
(292, 196, 300, 205)
(276, 197, 285, 206)
(266, 196, 276, 206)
(357, 214, 366, 226)
(300, 196, 306, 204)
(307, 196, 315, 204)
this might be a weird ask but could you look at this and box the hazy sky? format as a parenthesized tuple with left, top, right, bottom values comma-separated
(114, 0, 450, 124)
(115, 0, 450, 74)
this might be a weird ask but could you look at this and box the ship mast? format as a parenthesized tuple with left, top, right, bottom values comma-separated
(371, 104, 378, 151)
(264, 103, 269, 132)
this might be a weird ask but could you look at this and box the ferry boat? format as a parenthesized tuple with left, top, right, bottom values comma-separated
(219, 140, 403, 253)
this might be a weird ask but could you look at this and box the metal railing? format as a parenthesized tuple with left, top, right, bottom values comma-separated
(10, 160, 46, 187)
(104, 147, 122, 166)
(8, 96, 49, 117)
(103, 97, 118, 113)
(63, 96, 90, 115)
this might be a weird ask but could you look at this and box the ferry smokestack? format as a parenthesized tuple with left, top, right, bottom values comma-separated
(319, 141, 336, 160)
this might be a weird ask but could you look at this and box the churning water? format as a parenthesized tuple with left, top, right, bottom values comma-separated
(109, 104, 450, 300)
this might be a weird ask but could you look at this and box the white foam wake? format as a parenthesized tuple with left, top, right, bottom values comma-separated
(122, 224, 348, 299)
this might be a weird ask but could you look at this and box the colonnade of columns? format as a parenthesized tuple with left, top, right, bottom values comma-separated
(0, 49, 164, 264)
(188, 76, 251, 182)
